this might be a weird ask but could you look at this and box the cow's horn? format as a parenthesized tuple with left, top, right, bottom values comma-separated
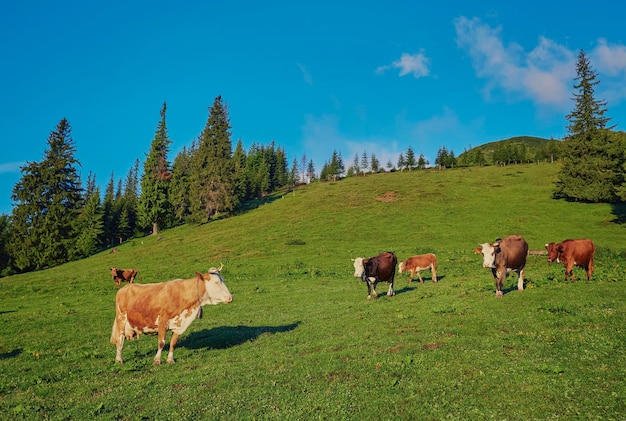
(217, 263, 223, 272)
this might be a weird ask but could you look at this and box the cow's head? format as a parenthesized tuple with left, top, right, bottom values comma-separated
(110, 267, 119, 276)
(545, 242, 561, 263)
(478, 242, 499, 268)
(197, 263, 233, 304)
(398, 261, 406, 273)
(352, 257, 365, 278)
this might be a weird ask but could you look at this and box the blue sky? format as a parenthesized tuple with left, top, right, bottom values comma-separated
(2, 1, 626, 215)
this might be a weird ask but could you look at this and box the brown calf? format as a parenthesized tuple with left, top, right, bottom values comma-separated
(399, 253, 437, 284)
(545, 239, 595, 282)
(110, 267, 138, 288)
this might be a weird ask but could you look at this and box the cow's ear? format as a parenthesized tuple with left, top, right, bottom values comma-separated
(196, 272, 205, 280)
(545, 244, 549, 249)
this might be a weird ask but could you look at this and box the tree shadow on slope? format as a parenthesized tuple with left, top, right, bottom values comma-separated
(180, 322, 301, 350)
(611, 202, 626, 224)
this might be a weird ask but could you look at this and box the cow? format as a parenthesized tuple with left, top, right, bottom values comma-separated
(352, 252, 397, 300)
(110, 267, 138, 288)
(399, 253, 437, 284)
(545, 239, 595, 282)
(477, 235, 528, 298)
(110, 265, 233, 365)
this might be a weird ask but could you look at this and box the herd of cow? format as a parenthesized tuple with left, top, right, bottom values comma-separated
(353, 236, 596, 299)
(108, 236, 595, 365)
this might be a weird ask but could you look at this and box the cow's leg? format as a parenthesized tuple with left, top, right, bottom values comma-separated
(492, 269, 503, 298)
(417, 271, 424, 284)
(115, 333, 125, 364)
(366, 280, 374, 300)
(166, 333, 180, 364)
(154, 326, 167, 365)
(431, 265, 437, 283)
(517, 268, 525, 292)
(387, 278, 395, 297)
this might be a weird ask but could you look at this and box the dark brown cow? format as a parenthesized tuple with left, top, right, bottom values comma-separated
(477, 235, 528, 298)
(545, 239, 595, 282)
(110, 265, 233, 365)
(110, 267, 138, 288)
(352, 252, 397, 300)
(399, 253, 437, 284)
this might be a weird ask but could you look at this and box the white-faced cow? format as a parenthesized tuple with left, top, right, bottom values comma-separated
(110, 267, 138, 288)
(352, 251, 397, 300)
(545, 239, 595, 282)
(110, 265, 233, 365)
(399, 253, 437, 284)
(477, 235, 528, 298)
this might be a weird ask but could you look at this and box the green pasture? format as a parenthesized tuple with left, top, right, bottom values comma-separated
(1, 163, 625, 420)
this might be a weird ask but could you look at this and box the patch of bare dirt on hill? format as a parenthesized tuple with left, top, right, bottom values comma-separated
(376, 191, 397, 202)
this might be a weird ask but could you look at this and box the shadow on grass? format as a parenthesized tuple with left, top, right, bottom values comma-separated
(0, 310, 16, 316)
(180, 322, 301, 350)
(0, 349, 22, 360)
(611, 202, 626, 224)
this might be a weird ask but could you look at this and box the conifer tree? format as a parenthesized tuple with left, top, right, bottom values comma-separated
(0, 215, 12, 275)
(405, 147, 416, 170)
(555, 50, 623, 202)
(8, 118, 83, 270)
(170, 146, 193, 223)
(72, 186, 104, 259)
(232, 139, 249, 203)
(102, 173, 117, 247)
(397, 152, 406, 172)
(138, 102, 172, 234)
(189, 96, 236, 222)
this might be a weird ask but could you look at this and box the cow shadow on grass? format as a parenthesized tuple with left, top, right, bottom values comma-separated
(180, 322, 301, 350)
(0, 349, 22, 360)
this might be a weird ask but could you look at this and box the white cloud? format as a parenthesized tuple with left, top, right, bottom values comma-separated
(376, 52, 430, 78)
(297, 63, 313, 85)
(0, 161, 26, 174)
(454, 16, 574, 107)
(593, 39, 626, 76)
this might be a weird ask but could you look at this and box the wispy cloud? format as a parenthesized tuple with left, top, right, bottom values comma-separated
(376, 52, 431, 78)
(454, 16, 626, 109)
(0, 161, 25, 174)
(297, 63, 313, 85)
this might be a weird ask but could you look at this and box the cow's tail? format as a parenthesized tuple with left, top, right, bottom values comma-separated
(110, 318, 120, 344)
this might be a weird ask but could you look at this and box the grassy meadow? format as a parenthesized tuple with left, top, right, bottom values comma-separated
(1, 163, 625, 420)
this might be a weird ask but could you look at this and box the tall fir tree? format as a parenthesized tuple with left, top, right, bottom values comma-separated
(138, 102, 172, 234)
(405, 147, 416, 170)
(170, 146, 194, 223)
(71, 186, 104, 259)
(8, 118, 83, 270)
(189, 96, 236, 222)
(555, 50, 624, 202)
(102, 173, 117, 247)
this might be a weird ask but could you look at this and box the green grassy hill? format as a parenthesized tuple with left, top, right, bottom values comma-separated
(458, 135, 559, 164)
(1, 163, 625, 419)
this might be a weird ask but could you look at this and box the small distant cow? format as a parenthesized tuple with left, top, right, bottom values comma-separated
(110, 267, 138, 288)
(477, 235, 528, 298)
(352, 251, 397, 300)
(399, 253, 437, 284)
(545, 239, 596, 282)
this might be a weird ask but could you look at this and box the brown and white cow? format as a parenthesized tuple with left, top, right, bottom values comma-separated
(545, 239, 595, 282)
(110, 265, 233, 365)
(399, 253, 437, 284)
(110, 267, 138, 288)
(477, 235, 528, 298)
(352, 251, 397, 300)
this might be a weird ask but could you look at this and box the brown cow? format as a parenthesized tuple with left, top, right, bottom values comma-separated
(110, 265, 233, 365)
(399, 253, 437, 284)
(110, 267, 138, 288)
(352, 252, 397, 300)
(477, 235, 528, 298)
(545, 239, 595, 282)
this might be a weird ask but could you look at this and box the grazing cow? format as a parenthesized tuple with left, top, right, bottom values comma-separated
(110, 265, 233, 365)
(110, 267, 138, 288)
(477, 235, 528, 298)
(399, 253, 437, 284)
(545, 239, 595, 282)
(352, 252, 397, 300)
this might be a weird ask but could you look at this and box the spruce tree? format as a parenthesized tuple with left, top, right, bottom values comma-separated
(71, 186, 104, 259)
(9, 118, 83, 270)
(189, 96, 236, 222)
(405, 147, 416, 170)
(170, 146, 193, 223)
(138, 102, 172, 234)
(555, 50, 624, 202)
